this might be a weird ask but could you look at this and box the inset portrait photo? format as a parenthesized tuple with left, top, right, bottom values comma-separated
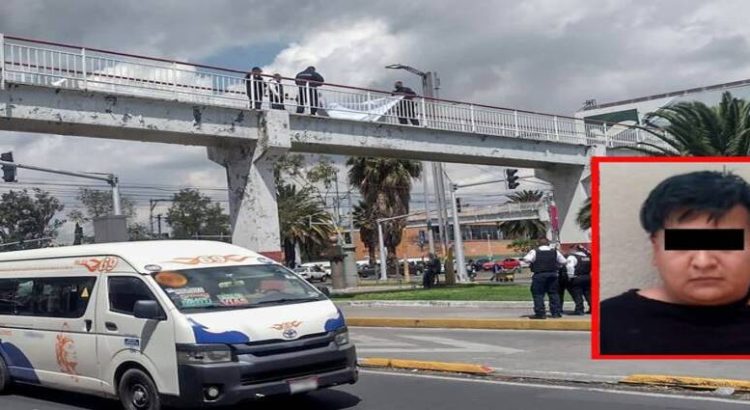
(593, 157, 750, 358)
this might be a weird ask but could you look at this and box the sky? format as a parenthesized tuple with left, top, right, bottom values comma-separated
(2, 0, 750, 242)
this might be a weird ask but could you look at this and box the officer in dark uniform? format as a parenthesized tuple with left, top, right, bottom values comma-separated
(523, 238, 568, 319)
(567, 245, 592, 315)
(423, 253, 440, 289)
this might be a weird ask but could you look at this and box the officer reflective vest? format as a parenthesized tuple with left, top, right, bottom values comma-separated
(573, 252, 591, 276)
(530, 248, 557, 273)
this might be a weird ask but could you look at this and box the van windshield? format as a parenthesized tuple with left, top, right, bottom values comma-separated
(151, 264, 327, 312)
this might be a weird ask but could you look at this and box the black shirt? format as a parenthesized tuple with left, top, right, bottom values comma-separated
(600, 289, 750, 355)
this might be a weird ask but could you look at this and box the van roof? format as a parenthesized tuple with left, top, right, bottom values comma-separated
(0, 240, 269, 273)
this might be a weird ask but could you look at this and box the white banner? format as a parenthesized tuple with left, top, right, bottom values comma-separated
(324, 96, 403, 122)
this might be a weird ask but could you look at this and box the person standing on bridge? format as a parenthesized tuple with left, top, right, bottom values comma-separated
(245, 66, 266, 110)
(295, 66, 325, 115)
(391, 81, 420, 125)
(523, 237, 567, 319)
(269, 73, 285, 110)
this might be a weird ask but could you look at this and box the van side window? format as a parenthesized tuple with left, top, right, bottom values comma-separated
(0, 277, 96, 318)
(34, 277, 96, 318)
(108, 277, 157, 315)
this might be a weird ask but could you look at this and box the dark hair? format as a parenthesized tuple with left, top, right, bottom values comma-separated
(639, 170, 750, 236)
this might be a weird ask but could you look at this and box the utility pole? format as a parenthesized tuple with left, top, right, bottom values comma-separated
(149, 199, 174, 236)
(385, 64, 445, 255)
(157, 214, 163, 237)
(450, 185, 469, 282)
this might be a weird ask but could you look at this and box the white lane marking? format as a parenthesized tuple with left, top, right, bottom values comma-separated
(359, 370, 750, 406)
(352, 331, 524, 354)
(349, 326, 590, 335)
(350, 334, 414, 347)
(401, 335, 523, 354)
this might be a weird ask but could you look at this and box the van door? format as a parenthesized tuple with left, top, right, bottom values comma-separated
(96, 275, 179, 397)
(14, 276, 102, 393)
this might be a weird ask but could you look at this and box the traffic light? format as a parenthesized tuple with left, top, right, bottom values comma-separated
(456, 197, 462, 213)
(1, 152, 16, 183)
(505, 168, 519, 190)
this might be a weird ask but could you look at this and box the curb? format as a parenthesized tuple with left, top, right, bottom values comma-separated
(621, 374, 750, 391)
(359, 357, 493, 376)
(347, 317, 590, 331)
(337, 300, 581, 308)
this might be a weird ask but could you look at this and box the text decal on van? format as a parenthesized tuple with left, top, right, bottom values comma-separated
(75, 257, 119, 273)
(167, 255, 250, 265)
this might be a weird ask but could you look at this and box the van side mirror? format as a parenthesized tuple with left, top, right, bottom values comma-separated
(317, 286, 331, 297)
(134, 300, 165, 320)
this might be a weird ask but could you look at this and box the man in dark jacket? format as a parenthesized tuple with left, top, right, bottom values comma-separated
(245, 66, 266, 110)
(295, 66, 325, 115)
(391, 81, 420, 125)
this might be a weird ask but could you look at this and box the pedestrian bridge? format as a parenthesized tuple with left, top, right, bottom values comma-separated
(0, 34, 647, 256)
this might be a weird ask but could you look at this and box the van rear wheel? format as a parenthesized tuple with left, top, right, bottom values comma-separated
(0, 355, 11, 394)
(119, 368, 161, 410)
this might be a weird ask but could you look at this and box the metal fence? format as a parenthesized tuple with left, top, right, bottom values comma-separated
(0, 34, 670, 150)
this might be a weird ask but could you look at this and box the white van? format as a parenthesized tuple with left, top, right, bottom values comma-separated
(0, 240, 357, 409)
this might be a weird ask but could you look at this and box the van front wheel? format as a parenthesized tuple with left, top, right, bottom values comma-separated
(119, 368, 161, 410)
(0, 355, 10, 394)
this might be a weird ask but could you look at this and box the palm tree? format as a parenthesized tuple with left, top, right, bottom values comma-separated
(277, 183, 335, 267)
(627, 91, 750, 156)
(499, 190, 547, 240)
(347, 157, 422, 273)
(577, 197, 591, 231)
(352, 200, 377, 265)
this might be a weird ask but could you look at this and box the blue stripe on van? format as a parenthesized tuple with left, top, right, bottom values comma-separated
(324, 308, 346, 332)
(0, 341, 40, 384)
(187, 319, 250, 344)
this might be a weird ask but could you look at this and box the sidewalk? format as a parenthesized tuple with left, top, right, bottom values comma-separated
(337, 300, 591, 330)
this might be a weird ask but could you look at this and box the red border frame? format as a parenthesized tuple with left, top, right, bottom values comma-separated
(591, 156, 750, 360)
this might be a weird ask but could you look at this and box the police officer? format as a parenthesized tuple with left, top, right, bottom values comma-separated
(423, 253, 439, 289)
(567, 244, 592, 315)
(523, 237, 568, 319)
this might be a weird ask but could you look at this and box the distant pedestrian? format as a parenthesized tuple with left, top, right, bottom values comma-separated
(423, 253, 440, 288)
(523, 238, 567, 319)
(391, 81, 420, 125)
(245, 66, 266, 110)
(295, 66, 325, 115)
(490, 261, 501, 282)
(269, 73, 285, 110)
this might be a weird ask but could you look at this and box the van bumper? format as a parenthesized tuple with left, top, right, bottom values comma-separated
(165, 343, 357, 407)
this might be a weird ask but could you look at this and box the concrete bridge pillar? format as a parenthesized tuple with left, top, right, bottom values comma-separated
(536, 163, 589, 245)
(208, 110, 291, 260)
(536, 144, 603, 245)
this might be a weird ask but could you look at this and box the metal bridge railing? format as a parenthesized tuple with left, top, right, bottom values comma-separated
(0, 34, 671, 151)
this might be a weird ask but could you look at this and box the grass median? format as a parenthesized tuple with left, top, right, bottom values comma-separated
(332, 284, 530, 301)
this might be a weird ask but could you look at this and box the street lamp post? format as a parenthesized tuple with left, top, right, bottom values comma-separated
(385, 64, 445, 256)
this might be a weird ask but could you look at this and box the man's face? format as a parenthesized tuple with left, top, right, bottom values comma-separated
(651, 205, 750, 305)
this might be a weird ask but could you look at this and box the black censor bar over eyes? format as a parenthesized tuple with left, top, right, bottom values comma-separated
(664, 229, 745, 251)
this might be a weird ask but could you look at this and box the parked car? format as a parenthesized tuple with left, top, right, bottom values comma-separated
(357, 263, 379, 278)
(294, 266, 330, 282)
(499, 258, 522, 272)
(473, 258, 491, 272)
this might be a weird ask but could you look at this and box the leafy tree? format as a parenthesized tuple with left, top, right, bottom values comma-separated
(508, 238, 537, 254)
(166, 189, 230, 239)
(347, 157, 422, 274)
(0, 189, 64, 251)
(274, 154, 339, 265)
(499, 190, 547, 240)
(72, 188, 136, 220)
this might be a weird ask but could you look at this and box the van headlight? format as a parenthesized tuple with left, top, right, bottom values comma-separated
(334, 327, 349, 346)
(177, 345, 233, 364)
